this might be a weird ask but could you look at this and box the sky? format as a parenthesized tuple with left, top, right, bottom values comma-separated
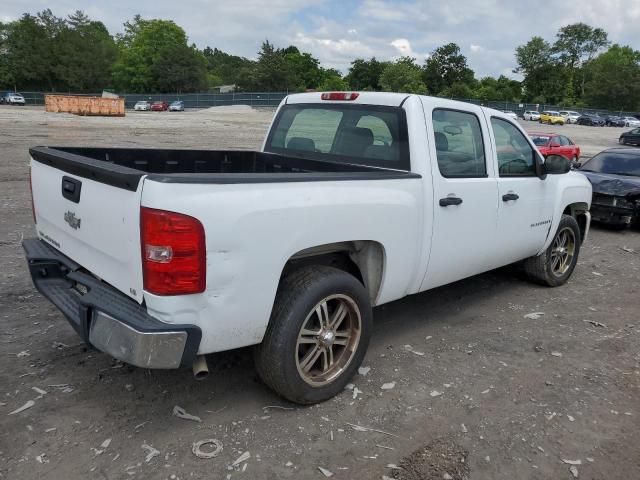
(2, 0, 640, 79)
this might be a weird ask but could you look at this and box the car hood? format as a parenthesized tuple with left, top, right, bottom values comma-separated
(580, 171, 640, 196)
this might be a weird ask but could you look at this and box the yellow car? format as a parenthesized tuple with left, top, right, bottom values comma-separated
(539, 110, 565, 125)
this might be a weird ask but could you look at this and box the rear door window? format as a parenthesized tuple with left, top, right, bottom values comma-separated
(432, 109, 486, 178)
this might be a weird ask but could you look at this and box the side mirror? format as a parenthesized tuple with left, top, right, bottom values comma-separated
(545, 154, 571, 174)
(535, 152, 547, 180)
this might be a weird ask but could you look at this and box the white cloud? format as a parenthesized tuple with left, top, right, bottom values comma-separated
(1, 0, 639, 79)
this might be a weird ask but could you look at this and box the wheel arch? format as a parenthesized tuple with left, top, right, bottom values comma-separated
(563, 202, 590, 243)
(279, 240, 386, 305)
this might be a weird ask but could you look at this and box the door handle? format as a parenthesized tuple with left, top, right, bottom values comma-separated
(439, 196, 463, 207)
(502, 193, 519, 202)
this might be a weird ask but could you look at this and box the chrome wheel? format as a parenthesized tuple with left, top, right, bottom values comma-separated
(550, 227, 576, 277)
(295, 294, 361, 387)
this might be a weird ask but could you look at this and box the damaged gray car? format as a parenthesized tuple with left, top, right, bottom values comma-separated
(577, 148, 640, 227)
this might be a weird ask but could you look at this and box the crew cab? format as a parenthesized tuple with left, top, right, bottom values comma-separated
(23, 92, 592, 404)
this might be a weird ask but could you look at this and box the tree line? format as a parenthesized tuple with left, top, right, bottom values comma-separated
(1, 10, 638, 111)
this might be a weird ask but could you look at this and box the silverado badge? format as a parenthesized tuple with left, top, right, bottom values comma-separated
(64, 211, 81, 230)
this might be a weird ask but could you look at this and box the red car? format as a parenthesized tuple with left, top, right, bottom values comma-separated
(530, 132, 581, 162)
(151, 101, 169, 111)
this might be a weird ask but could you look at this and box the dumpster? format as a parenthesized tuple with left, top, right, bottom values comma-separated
(45, 95, 125, 117)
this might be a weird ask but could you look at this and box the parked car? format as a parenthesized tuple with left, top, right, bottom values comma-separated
(559, 110, 581, 124)
(576, 113, 605, 126)
(503, 110, 518, 120)
(619, 127, 640, 146)
(3, 92, 26, 105)
(603, 115, 626, 127)
(540, 111, 565, 125)
(134, 101, 151, 111)
(151, 101, 169, 111)
(622, 116, 640, 127)
(169, 100, 184, 112)
(576, 148, 640, 226)
(523, 110, 541, 121)
(23, 92, 592, 404)
(529, 132, 581, 162)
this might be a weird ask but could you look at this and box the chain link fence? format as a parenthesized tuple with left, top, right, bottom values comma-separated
(7, 91, 288, 109)
(4, 91, 638, 117)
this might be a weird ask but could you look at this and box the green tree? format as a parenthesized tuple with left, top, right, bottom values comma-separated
(345, 57, 387, 90)
(379, 57, 426, 93)
(472, 75, 521, 102)
(584, 44, 640, 111)
(552, 23, 610, 99)
(317, 70, 348, 91)
(3, 11, 63, 90)
(54, 11, 117, 92)
(281, 45, 323, 89)
(423, 43, 475, 95)
(242, 40, 301, 91)
(202, 46, 254, 86)
(151, 43, 208, 93)
(515, 36, 567, 103)
(112, 17, 206, 92)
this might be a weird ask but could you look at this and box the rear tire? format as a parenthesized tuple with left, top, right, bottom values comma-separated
(524, 215, 581, 287)
(254, 266, 372, 404)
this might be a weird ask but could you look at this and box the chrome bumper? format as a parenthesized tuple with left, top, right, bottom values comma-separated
(89, 312, 188, 369)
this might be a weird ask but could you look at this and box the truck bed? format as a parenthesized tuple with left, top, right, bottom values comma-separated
(30, 146, 419, 191)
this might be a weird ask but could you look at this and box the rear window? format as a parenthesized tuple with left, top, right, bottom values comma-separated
(266, 104, 410, 170)
(531, 135, 550, 146)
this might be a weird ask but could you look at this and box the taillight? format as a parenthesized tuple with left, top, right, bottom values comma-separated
(140, 207, 206, 295)
(321, 92, 359, 101)
(29, 168, 36, 224)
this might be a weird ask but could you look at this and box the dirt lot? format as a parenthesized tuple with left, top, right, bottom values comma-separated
(1, 105, 639, 480)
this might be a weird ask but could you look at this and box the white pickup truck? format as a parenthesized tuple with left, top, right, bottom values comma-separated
(23, 92, 592, 404)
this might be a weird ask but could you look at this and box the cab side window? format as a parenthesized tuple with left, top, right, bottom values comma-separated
(491, 117, 537, 177)
(432, 109, 486, 178)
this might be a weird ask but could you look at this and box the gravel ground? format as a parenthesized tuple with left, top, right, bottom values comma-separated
(1, 105, 638, 480)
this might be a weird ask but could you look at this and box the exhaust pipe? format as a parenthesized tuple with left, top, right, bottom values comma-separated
(192, 355, 209, 380)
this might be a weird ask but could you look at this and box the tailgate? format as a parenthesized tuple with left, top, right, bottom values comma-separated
(31, 158, 145, 303)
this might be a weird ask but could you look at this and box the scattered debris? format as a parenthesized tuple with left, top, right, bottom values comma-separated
(262, 405, 294, 411)
(345, 422, 399, 438)
(231, 451, 250, 467)
(352, 387, 362, 399)
(386, 463, 401, 469)
(393, 438, 469, 480)
(45, 428, 56, 433)
(124, 384, 135, 392)
(52, 341, 68, 349)
(376, 444, 395, 450)
(443, 474, 453, 480)
(404, 344, 425, 356)
(481, 388, 491, 394)
(545, 412, 557, 421)
(358, 366, 370, 376)
(16, 350, 30, 358)
(285, 461, 293, 467)
(562, 459, 582, 465)
(8, 400, 35, 415)
(592, 271, 603, 276)
(551, 351, 563, 357)
(92, 438, 112, 456)
(35, 453, 49, 464)
(524, 312, 545, 320)
(32, 387, 47, 397)
(460, 424, 468, 433)
(485, 456, 490, 463)
(141, 443, 160, 463)
(192, 439, 223, 459)
(381, 382, 396, 390)
(172, 405, 202, 423)
(567, 415, 575, 422)
(425, 336, 432, 340)
(134, 422, 148, 431)
(430, 390, 443, 397)
(621, 246, 636, 254)
(569, 465, 579, 478)
(586, 457, 594, 463)
(583, 319, 607, 328)
(317, 466, 333, 477)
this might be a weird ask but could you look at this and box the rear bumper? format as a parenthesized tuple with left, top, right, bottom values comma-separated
(22, 238, 201, 368)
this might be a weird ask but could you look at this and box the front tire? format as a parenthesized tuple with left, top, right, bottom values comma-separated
(254, 266, 372, 404)
(524, 215, 581, 287)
